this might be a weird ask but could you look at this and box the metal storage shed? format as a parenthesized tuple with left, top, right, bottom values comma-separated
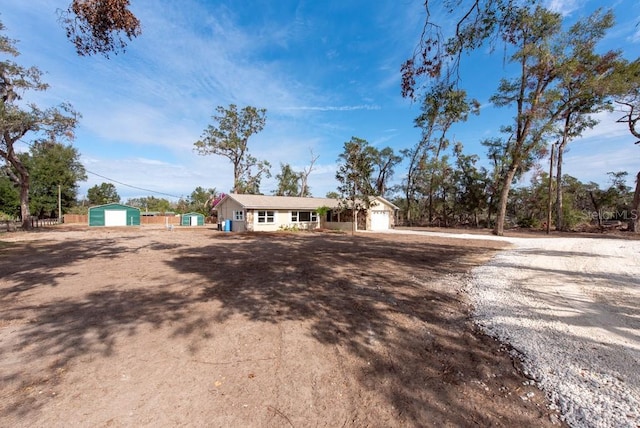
(88, 203, 141, 227)
(181, 212, 205, 226)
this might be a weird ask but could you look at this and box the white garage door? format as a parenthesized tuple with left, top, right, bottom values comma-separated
(370, 210, 389, 231)
(190, 215, 198, 226)
(104, 210, 127, 226)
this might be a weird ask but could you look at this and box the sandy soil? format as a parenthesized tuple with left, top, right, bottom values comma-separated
(1, 225, 562, 427)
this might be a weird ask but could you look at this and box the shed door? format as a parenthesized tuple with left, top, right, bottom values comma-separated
(370, 210, 389, 231)
(190, 215, 198, 226)
(105, 210, 127, 226)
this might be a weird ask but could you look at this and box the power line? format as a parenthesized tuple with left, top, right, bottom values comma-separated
(14, 138, 184, 199)
(85, 170, 182, 199)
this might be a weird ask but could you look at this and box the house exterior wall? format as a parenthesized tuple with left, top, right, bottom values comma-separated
(325, 221, 353, 231)
(365, 199, 396, 230)
(249, 209, 320, 232)
(217, 198, 247, 232)
(245, 210, 254, 232)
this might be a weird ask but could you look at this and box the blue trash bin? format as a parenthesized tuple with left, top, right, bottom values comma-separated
(224, 219, 232, 232)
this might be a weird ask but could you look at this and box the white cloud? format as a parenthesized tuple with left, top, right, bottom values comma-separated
(575, 110, 632, 141)
(79, 101, 200, 151)
(78, 154, 233, 201)
(279, 104, 381, 112)
(564, 147, 639, 187)
(630, 26, 640, 44)
(545, 0, 582, 16)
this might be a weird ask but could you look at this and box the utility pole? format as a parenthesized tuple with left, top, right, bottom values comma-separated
(58, 184, 62, 224)
(546, 143, 555, 235)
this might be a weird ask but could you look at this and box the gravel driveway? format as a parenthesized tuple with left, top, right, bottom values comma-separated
(379, 229, 640, 427)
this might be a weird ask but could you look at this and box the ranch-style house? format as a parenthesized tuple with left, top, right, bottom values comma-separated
(215, 194, 399, 233)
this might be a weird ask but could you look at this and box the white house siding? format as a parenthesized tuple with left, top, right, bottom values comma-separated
(366, 199, 395, 231)
(251, 209, 280, 232)
(250, 209, 320, 232)
(217, 198, 247, 232)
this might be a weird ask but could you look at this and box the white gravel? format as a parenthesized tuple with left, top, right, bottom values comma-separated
(375, 229, 640, 427)
(466, 235, 640, 428)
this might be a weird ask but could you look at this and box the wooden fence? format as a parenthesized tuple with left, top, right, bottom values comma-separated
(29, 217, 59, 227)
(141, 216, 181, 225)
(2, 220, 19, 232)
(63, 214, 182, 225)
(2, 217, 59, 231)
(63, 214, 88, 224)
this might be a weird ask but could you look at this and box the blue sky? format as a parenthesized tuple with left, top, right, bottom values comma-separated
(2, 0, 639, 202)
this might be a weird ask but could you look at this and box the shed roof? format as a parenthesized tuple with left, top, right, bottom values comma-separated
(88, 202, 139, 211)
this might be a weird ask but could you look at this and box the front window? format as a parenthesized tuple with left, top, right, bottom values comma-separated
(234, 210, 244, 221)
(257, 210, 275, 223)
(291, 211, 318, 222)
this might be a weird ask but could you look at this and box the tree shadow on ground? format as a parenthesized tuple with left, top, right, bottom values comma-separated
(472, 271, 640, 425)
(163, 233, 555, 426)
(0, 239, 129, 298)
(480, 259, 640, 345)
(516, 248, 618, 259)
(0, 231, 556, 426)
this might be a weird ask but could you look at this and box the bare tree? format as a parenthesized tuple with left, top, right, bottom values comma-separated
(299, 150, 319, 197)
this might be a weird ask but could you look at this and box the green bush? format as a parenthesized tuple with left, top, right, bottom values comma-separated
(0, 211, 14, 221)
(279, 224, 301, 232)
(516, 217, 539, 228)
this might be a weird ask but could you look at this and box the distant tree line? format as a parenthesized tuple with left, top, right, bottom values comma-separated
(396, 3, 640, 234)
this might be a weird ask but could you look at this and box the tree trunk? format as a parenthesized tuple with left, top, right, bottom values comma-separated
(487, 194, 494, 229)
(547, 143, 555, 235)
(588, 191, 602, 228)
(441, 167, 449, 227)
(404, 171, 415, 226)
(405, 180, 415, 226)
(630, 171, 640, 233)
(555, 143, 565, 231)
(493, 166, 518, 236)
(20, 177, 31, 230)
(442, 189, 448, 227)
(4, 149, 32, 230)
(428, 185, 434, 224)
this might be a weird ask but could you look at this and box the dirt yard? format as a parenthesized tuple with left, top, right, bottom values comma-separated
(0, 226, 562, 427)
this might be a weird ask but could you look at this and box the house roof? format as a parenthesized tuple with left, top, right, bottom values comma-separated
(218, 194, 400, 211)
(221, 194, 340, 210)
(373, 196, 400, 211)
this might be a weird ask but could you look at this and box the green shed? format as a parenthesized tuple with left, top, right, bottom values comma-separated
(181, 212, 205, 226)
(88, 203, 141, 227)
